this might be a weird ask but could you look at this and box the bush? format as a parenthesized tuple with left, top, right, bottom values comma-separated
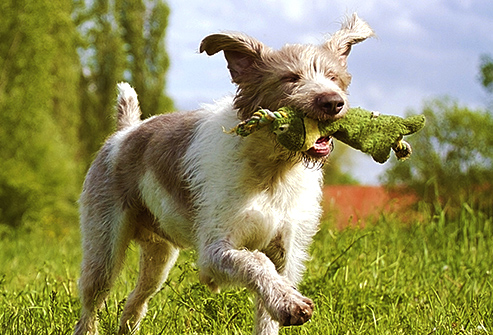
(381, 98, 493, 214)
(0, 0, 81, 227)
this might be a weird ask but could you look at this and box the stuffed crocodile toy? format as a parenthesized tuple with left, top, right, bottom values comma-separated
(230, 107, 426, 164)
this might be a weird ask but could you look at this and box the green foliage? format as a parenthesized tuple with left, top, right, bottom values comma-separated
(479, 54, 493, 92)
(117, 0, 174, 118)
(75, 0, 127, 159)
(0, 0, 174, 227)
(381, 98, 493, 211)
(0, 0, 81, 227)
(324, 143, 359, 185)
(75, 0, 174, 160)
(1, 205, 491, 334)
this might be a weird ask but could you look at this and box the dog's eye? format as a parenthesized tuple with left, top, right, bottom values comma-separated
(282, 73, 301, 83)
(330, 76, 337, 81)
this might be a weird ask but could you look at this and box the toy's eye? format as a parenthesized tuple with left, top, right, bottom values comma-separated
(274, 124, 290, 135)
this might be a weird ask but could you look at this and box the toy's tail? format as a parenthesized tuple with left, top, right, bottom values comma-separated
(116, 82, 142, 131)
(228, 108, 288, 137)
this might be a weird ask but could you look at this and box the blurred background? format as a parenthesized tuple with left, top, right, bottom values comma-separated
(1, 0, 492, 229)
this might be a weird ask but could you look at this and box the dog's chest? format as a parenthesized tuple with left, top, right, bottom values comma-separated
(182, 102, 323, 250)
(220, 166, 322, 251)
(238, 190, 300, 250)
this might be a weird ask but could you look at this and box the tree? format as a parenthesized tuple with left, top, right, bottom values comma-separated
(381, 98, 493, 211)
(323, 144, 358, 185)
(75, 0, 127, 159)
(0, 0, 174, 227)
(479, 54, 493, 92)
(117, 0, 174, 118)
(0, 0, 82, 227)
(76, 0, 174, 161)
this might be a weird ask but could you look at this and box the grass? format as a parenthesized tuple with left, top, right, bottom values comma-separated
(0, 203, 492, 334)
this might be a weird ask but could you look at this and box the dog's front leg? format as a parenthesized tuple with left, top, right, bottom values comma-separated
(200, 240, 313, 331)
(253, 296, 280, 335)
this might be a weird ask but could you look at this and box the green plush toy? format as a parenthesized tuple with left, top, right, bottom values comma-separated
(231, 107, 426, 164)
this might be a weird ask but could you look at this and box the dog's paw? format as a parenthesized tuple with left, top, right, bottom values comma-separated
(276, 292, 314, 326)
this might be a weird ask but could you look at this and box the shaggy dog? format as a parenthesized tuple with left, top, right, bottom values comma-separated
(74, 13, 374, 335)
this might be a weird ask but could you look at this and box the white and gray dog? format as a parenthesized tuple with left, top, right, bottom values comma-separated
(74, 13, 374, 335)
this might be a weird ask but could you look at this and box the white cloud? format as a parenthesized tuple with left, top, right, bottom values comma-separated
(274, 0, 307, 23)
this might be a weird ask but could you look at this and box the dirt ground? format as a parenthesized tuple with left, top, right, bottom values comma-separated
(322, 185, 417, 228)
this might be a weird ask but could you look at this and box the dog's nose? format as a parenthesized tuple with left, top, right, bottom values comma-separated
(316, 93, 344, 115)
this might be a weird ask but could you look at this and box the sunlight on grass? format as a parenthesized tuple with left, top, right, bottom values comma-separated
(0, 204, 491, 334)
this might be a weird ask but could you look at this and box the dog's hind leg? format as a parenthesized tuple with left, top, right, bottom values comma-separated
(118, 237, 179, 334)
(74, 207, 132, 335)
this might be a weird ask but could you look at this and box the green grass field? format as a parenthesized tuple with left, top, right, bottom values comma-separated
(1, 204, 491, 334)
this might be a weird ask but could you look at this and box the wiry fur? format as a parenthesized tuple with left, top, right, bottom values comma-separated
(74, 13, 374, 335)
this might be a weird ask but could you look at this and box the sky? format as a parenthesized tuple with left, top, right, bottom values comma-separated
(164, 0, 493, 184)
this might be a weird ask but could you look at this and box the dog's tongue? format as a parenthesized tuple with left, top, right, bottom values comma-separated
(306, 137, 333, 158)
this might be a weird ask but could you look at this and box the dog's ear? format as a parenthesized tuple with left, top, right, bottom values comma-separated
(325, 13, 375, 67)
(200, 33, 266, 83)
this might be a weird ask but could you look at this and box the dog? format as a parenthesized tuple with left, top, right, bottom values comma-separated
(74, 13, 374, 335)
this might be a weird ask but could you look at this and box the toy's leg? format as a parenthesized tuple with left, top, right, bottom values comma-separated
(393, 140, 412, 160)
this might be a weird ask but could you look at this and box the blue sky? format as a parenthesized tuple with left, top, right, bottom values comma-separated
(164, 0, 493, 184)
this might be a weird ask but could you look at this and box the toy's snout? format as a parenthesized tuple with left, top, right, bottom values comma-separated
(315, 92, 345, 116)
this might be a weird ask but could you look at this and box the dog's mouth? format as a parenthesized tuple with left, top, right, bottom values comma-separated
(305, 136, 333, 158)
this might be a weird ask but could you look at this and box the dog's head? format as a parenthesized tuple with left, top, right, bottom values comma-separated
(200, 13, 374, 123)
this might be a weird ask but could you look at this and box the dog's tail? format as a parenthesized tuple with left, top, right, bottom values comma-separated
(116, 82, 142, 131)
